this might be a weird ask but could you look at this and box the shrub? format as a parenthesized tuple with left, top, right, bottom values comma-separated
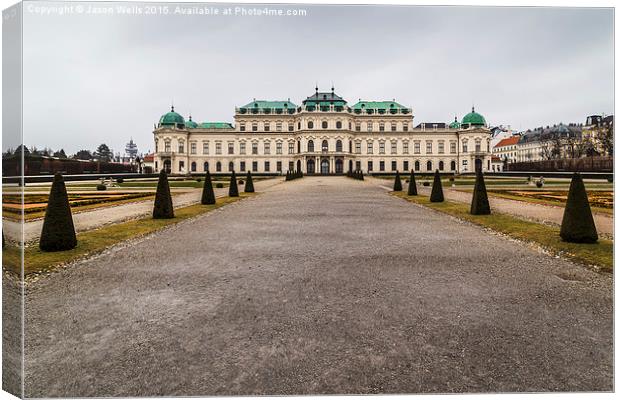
(470, 169, 491, 215)
(39, 173, 77, 251)
(229, 171, 239, 197)
(116, 178, 124, 184)
(430, 170, 444, 202)
(216, 182, 224, 188)
(238, 180, 244, 185)
(422, 181, 430, 187)
(153, 169, 174, 219)
(393, 171, 403, 191)
(560, 173, 598, 243)
(449, 177, 455, 182)
(201, 171, 216, 205)
(245, 171, 255, 193)
(96, 184, 107, 191)
(407, 170, 418, 196)
(535, 181, 543, 188)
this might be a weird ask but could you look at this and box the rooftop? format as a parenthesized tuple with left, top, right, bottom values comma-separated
(495, 136, 520, 148)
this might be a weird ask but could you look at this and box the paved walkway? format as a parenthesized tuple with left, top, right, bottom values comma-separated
(4, 178, 283, 243)
(373, 178, 614, 237)
(22, 177, 612, 396)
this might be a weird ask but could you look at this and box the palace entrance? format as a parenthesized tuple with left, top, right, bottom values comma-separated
(320, 159, 329, 174)
(307, 159, 316, 174)
(335, 159, 343, 174)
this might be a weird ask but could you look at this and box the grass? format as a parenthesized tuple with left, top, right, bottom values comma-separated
(2, 193, 255, 276)
(391, 192, 613, 271)
(482, 190, 613, 216)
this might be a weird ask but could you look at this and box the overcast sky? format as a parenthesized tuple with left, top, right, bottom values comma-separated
(18, 3, 614, 155)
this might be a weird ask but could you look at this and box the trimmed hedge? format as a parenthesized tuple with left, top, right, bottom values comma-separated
(430, 170, 444, 202)
(229, 171, 239, 197)
(39, 173, 77, 251)
(560, 173, 598, 243)
(245, 171, 255, 193)
(201, 170, 216, 205)
(393, 171, 402, 191)
(407, 170, 418, 196)
(470, 169, 490, 215)
(153, 169, 174, 219)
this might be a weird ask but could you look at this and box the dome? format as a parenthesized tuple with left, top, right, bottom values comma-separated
(448, 116, 461, 129)
(159, 106, 185, 127)
(185, 115, 198, 129)
(461, 107, 486, 126)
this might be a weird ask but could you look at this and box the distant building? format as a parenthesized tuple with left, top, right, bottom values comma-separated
(583, 114, 613, 156)
(493, 136, 520, 164)
(516, 123, 582, 162)
(491, 155, 503, 172)
(125, 138, 138, 161)
(143, 153, 155, 174)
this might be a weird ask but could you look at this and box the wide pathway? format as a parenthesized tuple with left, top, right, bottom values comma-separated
(5, 177, 283, 243)
(23, 177, 612, 397)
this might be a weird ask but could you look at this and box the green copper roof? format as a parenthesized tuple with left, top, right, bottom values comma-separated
(240, 100, 297, 109)
(159, 106, 185, 126)
(198, 122, 234, 129)
(448, 116, 461, 129)
(185, 116, 198, 129)
(461, 107, 486, 126)
(351, 101, 406, 110)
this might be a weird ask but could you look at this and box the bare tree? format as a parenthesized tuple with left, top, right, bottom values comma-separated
(598, 123, 613, 156)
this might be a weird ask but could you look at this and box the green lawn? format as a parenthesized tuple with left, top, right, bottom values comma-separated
(2, 193, 255, 276)
(391, 191, 613, 271)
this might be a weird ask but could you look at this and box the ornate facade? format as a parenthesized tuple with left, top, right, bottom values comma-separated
(153, 88, 493, 175)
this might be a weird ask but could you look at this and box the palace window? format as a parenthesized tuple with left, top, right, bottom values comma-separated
(336, 121, 342, 129)
(368, 161, 373, 171)
(391, 123, 397, 132)
(451, 160, 456, 170)
(450, 142, 457, 154)
(289, 161, 294, 171)
(202, 141, 209, 154)
(190, 142, 197, 155)
(391, 140, 397, 154)
(336, 140, 343, 152)
(322, 140, 329, 152)
(367, 141, 373, 154)
(438, 141, 445, 154)
(179, 161, 184, 171)
(356, 161, 361, 170)
(228, 142, 234, 155)
(308, 121, 314, 129)
(240, 161, 246, 172)
(427, 161, 432, 171)
(288, 124, 294, 132)
(426, 141, 432, 154)
(215, 142, 222, 155)
(415, 161, 420, 171)
(276, 142, 283, 154)
(252, 142, 258, 155)
(240, 123, 246, 132)
(229, 161, 234, 172)
(276, 122, 282, 131)
(322, 121, 328, 129)
(379, 122, 385, 132)
(203, 161, 209, 171)
(379, 161, 385, 171)
(403, 141, 409, 154)
(216, 161, 222, 172)
(178, 140, 185, 154)
(264, 142, 271, 155)
(297, 122, 301, 129)
(191, 162, 196, 172)
(277, 161, 282, 172)
(414, 141, 420, 154)
(475, 139, 481, 152)
(252, 123, 258, 132)
(403, 160, 409, 171)
(462, 140, 468, 153)
(308, 140, 315, 152)
(355, 141, 362, 154)
(439, 161, 444, 171)
(391, 160, 397, 171)
(252, 161, 258, 172)
(264, 161, 270, 172)
(240, 142, 246, 154)
(288, 142, 295, 154)
(264, 122, 270, 132)
(356, 123, 361, 132)
(379, 142, 385, 154)
(367, 122, 373, 132)
(403, 123, 409, 132)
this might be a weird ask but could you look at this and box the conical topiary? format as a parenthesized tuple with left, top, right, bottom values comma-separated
(430, 170, 444, 202)
(201, 170, 216, 205)
(470, 169, 491, 215)
(229, 171, 239, 197)
(245, 171, 255, 193)
(407, 170, 418, 196)
(153, 169, 174, 219)
(393, 171, 402, 191)
(39, 173, 77, 251)
(560, 173, 598, 243)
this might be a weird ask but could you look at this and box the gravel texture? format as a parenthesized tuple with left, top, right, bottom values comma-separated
(23, 176, 612, 397)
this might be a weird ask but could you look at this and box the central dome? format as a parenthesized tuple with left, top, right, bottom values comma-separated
(461, 107, 486, 126)
(159, 106, 185, 128)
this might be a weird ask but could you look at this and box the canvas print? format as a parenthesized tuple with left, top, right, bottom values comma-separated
(1, 2, 614, 398)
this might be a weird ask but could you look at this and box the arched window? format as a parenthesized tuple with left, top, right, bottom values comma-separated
(297, 141, 301, 153)
(308, 121, 314, 129)
(298, 122, 301, 129)
(415, 161, 420, 171)
(450, 160, 456, 171)
(439, 161, 444, 171)
(228, 161, 234, 172)
(308, 140, 314, 152)
(204, 161, 209, 171)
(322, 140, 328, 152)
(336, 140, 343, 152)
(322, 121, 328, 129)
(426, 161, 432, 171)
(216, 161, 222, 172)
(191, 162, 196, 172)
(336, 121, 342, 129)
(349, 141, 353, 153)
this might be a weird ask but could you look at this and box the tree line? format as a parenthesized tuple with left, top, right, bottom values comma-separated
(3, 143, 118, 162)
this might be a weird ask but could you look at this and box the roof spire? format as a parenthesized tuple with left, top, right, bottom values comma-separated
(455, 115, 458, 122)
(315, 82, 318, 94)
(171, 99, 175, 113)
(331, 81, 334, 93)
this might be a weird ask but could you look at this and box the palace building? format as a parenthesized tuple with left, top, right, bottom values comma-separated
(152, 88, 493, 175)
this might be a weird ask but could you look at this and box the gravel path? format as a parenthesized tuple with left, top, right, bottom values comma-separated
(373, 178, 613, 236)
(23, 176, 612, 396)
(4, 178, 283, 243)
